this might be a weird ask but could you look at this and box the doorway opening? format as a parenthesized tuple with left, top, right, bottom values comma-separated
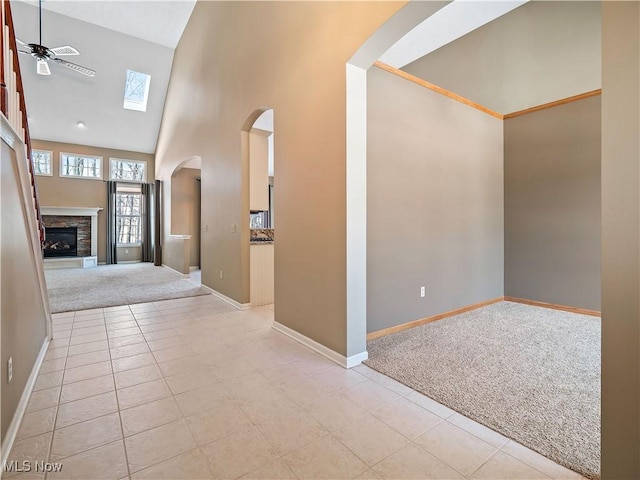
(244, 108, 275, 308)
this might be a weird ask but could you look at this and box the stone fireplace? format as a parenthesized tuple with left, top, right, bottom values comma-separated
(41, 207, 102, 268)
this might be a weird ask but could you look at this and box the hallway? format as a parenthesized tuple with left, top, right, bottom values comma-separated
(5, 295, 580, 479)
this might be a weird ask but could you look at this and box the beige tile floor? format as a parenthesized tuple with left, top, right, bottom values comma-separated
(5, 294, 587, 480)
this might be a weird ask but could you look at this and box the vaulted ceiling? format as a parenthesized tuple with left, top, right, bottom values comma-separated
(11, 1, 599, 156)
(12, 1, 195, 154)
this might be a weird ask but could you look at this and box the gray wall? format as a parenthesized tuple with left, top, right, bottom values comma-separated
(1, 140, 48, 441)
(601, 2, 640, 478)
(367, 66, 504, 333)
(504, 96, 601, 311)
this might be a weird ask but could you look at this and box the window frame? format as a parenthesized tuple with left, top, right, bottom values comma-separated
(59, 152, 103, 180)
(32, 149, 53, 176)
(115, 183, 143, 246)
(109, 158, 147, 183)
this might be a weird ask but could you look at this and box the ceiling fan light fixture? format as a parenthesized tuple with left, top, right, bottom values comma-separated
(76, 121, 86, 128)
(22, 0, 95, 78)
(36, 59, 51, 75)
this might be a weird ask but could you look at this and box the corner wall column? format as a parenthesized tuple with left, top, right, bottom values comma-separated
(345, 63, 368, 363)
(601, 2, 640, 478)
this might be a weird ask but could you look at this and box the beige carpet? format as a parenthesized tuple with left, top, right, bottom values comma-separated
(46, 263, 209, 313)
(365, 301, 600, 480)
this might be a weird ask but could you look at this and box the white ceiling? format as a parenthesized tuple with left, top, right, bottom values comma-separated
(19, 0, 196, 48)
(380, 0, 528, 69)
(12, 1, 195, 154)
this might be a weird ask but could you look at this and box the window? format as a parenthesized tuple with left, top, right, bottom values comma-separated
(115, 188, 141, 245)
(123, 70, 151, 112)
(60, 153, 102, 179)
(32, 150, 52, 176)
(110, 158, 146, 182)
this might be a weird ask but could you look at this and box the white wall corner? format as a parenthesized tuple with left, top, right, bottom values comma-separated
(273, 321, 368, 369)
(160, 264, 191, 278)
(199, 284, 251, 310)
(346, 63, 369, 358)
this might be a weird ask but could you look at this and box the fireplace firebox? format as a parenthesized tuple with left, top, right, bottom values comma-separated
(44, 227, 78, 258)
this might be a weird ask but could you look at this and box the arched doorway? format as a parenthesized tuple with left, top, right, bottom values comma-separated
(243, 108, 275, 308)
(162, 156, 202, 278)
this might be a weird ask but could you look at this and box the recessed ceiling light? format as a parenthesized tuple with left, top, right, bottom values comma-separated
(77, 121, 86, 128)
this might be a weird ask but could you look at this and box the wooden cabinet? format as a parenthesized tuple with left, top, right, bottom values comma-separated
(249, 129, 270, 211)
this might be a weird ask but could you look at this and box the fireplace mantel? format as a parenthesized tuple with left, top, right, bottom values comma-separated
(41, 206, 102, 257)
(41, 207, 102, 217)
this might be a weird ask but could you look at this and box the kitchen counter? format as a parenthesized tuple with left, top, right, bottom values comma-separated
(250, 228, 274, 244)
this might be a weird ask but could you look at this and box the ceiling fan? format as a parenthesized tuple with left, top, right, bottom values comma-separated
(17, 0, 95, 77)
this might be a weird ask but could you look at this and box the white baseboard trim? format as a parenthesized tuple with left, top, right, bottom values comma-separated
(272, 321, 368, 369)
(161, 264, 190, 278)
(345, 350, 369, 368)
(1, 337, 49, 468)
(189, 266, 200, 271)
(200, 284, 251, 310)
(117, 260, 141, 264)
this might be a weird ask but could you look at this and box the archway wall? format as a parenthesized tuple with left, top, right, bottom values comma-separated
(345, 1, 451, 358)
(171, 165, 202, 268)
(161, 156, 202, 274)
(154, 1, 406, 352)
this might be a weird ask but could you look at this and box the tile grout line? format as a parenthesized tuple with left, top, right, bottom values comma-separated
(108, 304, 136, 480)
(128, 302, 217, 479)
(47, 310, 79, 458)
(13, 299, 229, 477)
(24, 297, 572, 480)
(40, 310, 75, 480)
(464, 448, 504, 480)
(51, 310, 113, 459)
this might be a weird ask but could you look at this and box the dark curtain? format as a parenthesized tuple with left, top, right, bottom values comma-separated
(154, 180, 162, 266)
(141, 182, 155, 262)
(106, 180, 118, 264)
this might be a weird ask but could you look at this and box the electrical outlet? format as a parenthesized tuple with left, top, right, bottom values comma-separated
(231, 224, 237, 233)
(420, 286, 426, 298)
(202, 225, 209, 232)
(219, 270, 224, 279)
(8, 357, 12, 383)
(125, 249, 129, 254)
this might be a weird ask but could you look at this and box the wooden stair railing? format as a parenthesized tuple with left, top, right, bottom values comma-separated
(1, 0, 46, 245)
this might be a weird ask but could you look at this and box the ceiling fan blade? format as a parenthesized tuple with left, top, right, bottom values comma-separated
(18, 50, 31, 55)
(50, 45, 79, 56)
(16, 37, 27, 46)
(37, 59, 51, 76)
(53, 58, 95, 77)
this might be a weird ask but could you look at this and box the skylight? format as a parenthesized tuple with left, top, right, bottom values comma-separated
(123, 70, 151, 112)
